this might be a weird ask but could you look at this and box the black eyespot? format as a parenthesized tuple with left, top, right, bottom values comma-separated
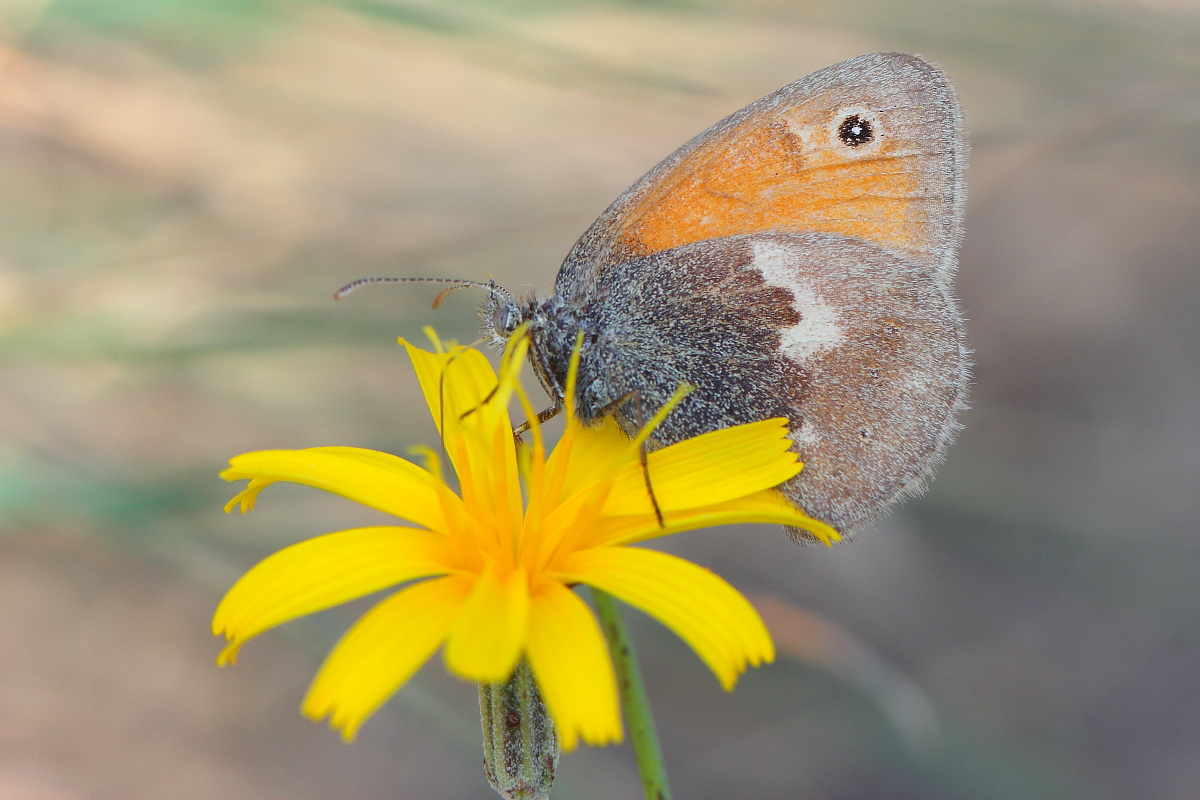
(837, 114, 874, 147)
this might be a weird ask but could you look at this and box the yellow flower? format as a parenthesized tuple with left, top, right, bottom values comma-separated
(213, 329, 838, 750)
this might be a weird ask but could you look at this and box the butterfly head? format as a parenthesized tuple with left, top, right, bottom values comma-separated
(477, 279, 526, 349)
(480, 287, 583, 409)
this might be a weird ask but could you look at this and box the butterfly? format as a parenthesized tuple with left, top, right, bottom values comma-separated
(351, 52, 969, 540)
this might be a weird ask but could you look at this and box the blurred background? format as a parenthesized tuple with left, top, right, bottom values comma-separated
(2, 0, 1198, 798)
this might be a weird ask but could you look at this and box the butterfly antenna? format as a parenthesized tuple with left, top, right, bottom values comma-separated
(334, 276, 514, 309)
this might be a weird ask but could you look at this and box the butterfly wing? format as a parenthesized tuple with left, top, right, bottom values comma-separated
(573, 231, 967, 537)
(557, 52, 966, 302)
(550, 53, 969, 536)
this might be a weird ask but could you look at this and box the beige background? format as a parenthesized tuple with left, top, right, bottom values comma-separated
(2, 1, 1198, 798)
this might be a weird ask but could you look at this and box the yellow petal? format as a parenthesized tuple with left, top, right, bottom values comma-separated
(224, 478, 274, 513)
(558, 547, 774, 690)
(591, 491, 841, 548)
(602, 419, 803, 516)
(532, 418, 642, 563)
(443, 562, 530, 682)
(221, 448, 448, 530)
(401, 336, 499, 439)
(402, 335, 525, 540)
(213, 527, 452, 662)
(525, 580, 622, 751)
(303, 575, 471, 740)
(451, 420, 522, 542)
(553, 416, 635, 502)
(560, 330, 585, 420)
(467, 335, 528, 534)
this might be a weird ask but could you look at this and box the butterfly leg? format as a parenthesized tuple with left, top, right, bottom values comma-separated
(512, 402, 563, 443)
(590, 391, 665, 529)
(630, 394, 666, 529)
(512, 390, 666, 528)
(454, 384, 559, 454)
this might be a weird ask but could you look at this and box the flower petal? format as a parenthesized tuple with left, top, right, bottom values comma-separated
(591, 491, 841, 548)
(558, 547, 774, 690)
(303, 575, 471, 740)
(602, 419, 803, 516)
(213, 526, 452, 663)
(224, 477, 274, 513)
(217, 332, 836, 753)
(443, 562, 530, 682)
(525, 580, 621, 751)
(552, 416, 632, 502)
(221, 448, 449, 530)
(401, 335, 499, 440)
(402, 334, 526, 542)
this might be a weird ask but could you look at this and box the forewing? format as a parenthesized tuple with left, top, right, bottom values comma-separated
(557, 52, 966, 301)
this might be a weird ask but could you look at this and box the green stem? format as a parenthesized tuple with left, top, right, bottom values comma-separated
(592, 588, 673, 800)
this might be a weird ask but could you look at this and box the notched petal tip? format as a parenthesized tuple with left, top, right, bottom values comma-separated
(586, 728, 625, 748)
(565, 726, 623, 752)
(216, 641, 240, 666)
(326, 714, 362, 743)
(787, 514, 841, 546)
(222, 493, 254, 514)
(301, 701, 362, 743)
(220, 476, 275, 513)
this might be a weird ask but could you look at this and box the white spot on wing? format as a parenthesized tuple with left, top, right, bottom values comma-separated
(789, 421, 820, 447)
(751, 240, 845, 364)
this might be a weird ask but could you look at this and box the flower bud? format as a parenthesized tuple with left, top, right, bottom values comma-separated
(479, 660, 560, 800)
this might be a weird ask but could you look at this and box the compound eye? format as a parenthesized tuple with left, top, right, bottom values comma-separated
(494, 305, 517, 336)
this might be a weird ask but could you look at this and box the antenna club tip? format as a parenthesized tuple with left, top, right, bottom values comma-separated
(333, 280, 361, 300)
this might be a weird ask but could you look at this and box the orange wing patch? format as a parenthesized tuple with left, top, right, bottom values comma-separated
(612, 98, 934, 266)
